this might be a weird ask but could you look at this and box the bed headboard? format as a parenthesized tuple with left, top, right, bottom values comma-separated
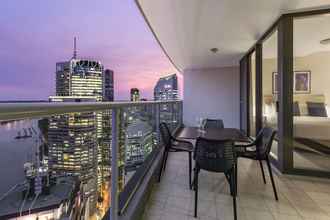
(263, 94, 326, 116)
(293, 94, 325, 104)
(294, 95, 326, 116)
(263, 94, 325, 104)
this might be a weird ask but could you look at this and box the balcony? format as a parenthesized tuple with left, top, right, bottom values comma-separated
(143, 152, 330, 220)
(132, 1, 330, 220)
(2, 1, 330, 220)
(1, 100, 330, 220)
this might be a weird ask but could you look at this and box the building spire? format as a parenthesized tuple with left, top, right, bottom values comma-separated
(73, 37, 77, 59)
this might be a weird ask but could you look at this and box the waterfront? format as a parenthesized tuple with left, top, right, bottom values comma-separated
(0, 119, 38, 195)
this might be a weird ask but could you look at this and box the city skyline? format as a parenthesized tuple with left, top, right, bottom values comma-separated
(0, 0, 182, 101)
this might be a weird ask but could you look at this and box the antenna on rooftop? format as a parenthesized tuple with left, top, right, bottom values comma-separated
(73, 37, 77, 59)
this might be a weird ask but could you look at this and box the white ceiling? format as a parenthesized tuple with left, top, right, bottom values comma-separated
(263, 14, 330, 58)
(136, 0, 330, 71)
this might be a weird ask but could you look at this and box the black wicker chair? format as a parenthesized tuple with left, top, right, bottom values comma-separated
(202, 118, 224, 129)
(236, 127, 278, 200)
(158, 122, 194, 189)
(193, 137, 237, 219)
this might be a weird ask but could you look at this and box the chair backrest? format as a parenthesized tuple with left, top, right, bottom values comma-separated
(194, 137, 235, 173)
(202, 119, 224, 129)
(159, 122, 172, 151)
(255, 127, 277, 159)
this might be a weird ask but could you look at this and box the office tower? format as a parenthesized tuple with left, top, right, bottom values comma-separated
(130, 88, 140, 102)
(55, 39, 103, 100)
(49, 38, 106, 216)
(48, 96, 99, 215)
(103, 69, 114, 101)
(154, 74, 178, 101)
(125, 119, 154, 170)
(154, 74, 180, 130)
(100, 69, 113, 201)
(98, 109, 112, 205)
(55, 61, 103, 100)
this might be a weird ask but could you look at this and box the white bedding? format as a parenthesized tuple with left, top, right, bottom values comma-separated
(293, 116, 330, 140)
(265, 116, 330, 140)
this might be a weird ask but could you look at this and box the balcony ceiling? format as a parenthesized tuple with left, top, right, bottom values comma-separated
(263, 13, 330, 59)
(136, 0, 330, 71)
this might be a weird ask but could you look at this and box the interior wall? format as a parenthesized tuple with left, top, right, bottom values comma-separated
(262, 51, 330, 113)
(183, 66, 240, 128)
(294, 52, 330, 108)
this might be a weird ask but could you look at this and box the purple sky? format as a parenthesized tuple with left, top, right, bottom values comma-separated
(0, 0, 181, 101)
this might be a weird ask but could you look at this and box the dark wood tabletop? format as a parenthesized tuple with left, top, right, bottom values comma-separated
(177, 127, 250, 142)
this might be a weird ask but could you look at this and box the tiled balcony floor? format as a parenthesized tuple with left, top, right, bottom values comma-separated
(143, 152, 330, 220)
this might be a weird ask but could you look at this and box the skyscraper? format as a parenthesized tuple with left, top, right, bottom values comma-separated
(101, 69, 114, 195)
(55, 60, 103, 100)
(154, 74, 178, 101)
(103, 69, 114, 101)
(48, 38, 106, 215)
(125, 119, 154, 169)
(154, 74, 180, 130)
(48, 96, 99, 214)
(130, 88, 140, 102)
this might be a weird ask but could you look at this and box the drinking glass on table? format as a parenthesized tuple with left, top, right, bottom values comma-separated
(197, 117, 206, 134)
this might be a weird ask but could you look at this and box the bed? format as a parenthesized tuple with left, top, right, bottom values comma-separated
(293, 116, 330, 140)
(264, 115, 330, 140)
(264, 94, 330, 154)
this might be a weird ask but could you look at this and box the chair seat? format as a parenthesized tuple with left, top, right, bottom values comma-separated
(237, 150, 268, 160)
(171, 140, 194, 152)
(236, 150, 257, 159)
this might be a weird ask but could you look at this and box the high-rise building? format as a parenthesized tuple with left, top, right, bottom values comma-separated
(154, 74, 178, 101)
(55, 38, 104, 100)
(48, 96, 99, 214)
(100, 69, 113, 194)
(103, 69, 114, 101)
(130, 88, 140, 102)
(154, 74, 180, 130)
(55, 60, 103, 100)
(125, 119, 154, 170)
(49, 38, 109, 216)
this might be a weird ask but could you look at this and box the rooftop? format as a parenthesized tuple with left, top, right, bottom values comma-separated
(0, 176, 77, 219)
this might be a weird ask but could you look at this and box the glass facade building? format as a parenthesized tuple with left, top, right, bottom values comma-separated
(154, 74, 178, 101)
(50, 57, 111, 216)
(103, 69, 114, 102)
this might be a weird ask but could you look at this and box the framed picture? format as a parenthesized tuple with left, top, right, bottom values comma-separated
(272, 72, 278, 94)
(294, 71, 311, 94)
(272, 71, 311, 94)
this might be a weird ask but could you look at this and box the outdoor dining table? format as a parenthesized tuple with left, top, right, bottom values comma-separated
(177, 126, 250, 143)
(177, 126, 251, 192)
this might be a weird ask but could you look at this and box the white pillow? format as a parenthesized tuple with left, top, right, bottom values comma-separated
(299, 103, 308, 116)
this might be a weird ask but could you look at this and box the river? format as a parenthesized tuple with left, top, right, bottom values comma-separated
(0, 119, 39, 195)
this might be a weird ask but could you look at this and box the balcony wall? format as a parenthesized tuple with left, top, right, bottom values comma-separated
(183, 66, 240, 128)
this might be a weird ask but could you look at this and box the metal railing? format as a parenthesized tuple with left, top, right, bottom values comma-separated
(0, 100, 183, 220)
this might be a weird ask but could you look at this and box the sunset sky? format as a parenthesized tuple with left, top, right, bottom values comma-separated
(0, 0, 181, 101)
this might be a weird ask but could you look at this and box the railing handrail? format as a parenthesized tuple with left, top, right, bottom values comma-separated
(0, 100, 182, 121)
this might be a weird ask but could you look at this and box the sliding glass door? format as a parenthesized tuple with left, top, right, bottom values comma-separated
(241, 8, 330, 176)
(262, 29, 279, 160)
(292, 13, 330, 172)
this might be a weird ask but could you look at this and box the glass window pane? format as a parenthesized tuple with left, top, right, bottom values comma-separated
(293, 14, 330, 172)
(262, 29, 279, 159)
(250, 51, 256, 137)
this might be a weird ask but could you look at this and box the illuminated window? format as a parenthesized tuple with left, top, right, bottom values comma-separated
(63, 153, 69, 161)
